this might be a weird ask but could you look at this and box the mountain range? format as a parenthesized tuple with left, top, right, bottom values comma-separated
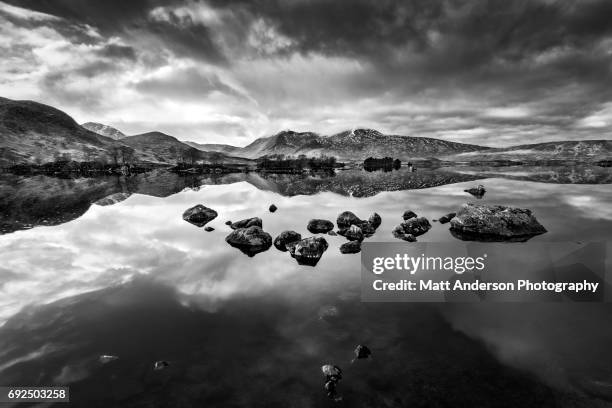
(0, 97, 610, 166)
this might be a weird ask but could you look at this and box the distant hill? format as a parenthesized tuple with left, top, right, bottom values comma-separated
(200, 129, 488, 161)
(81, 122, 125, 140)
(122, 132, 253, 166)
(184, 141, 240, 155)
(445, 140, 612, 162)
(0, 97, 117, 165)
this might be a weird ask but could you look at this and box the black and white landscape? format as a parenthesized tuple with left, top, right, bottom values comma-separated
(1, 1, 612, 407)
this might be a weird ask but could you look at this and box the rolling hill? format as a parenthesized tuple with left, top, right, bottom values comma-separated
(81, 122, 125, 140)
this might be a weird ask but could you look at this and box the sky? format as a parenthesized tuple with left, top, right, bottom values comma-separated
(0, 0, 611, 147)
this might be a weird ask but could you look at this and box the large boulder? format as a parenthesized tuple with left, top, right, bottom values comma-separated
(182, 205, 218, 227)
(340, 241, 361, 254)
(225, 226, 272, 256)
(273, 230, 302, 251)
(230, 217, 262, 230)
(336, 211, 380, 237)
(307, 219, 334, 234)
(287, 236, 329, 266)
(450, 203, 547, 242)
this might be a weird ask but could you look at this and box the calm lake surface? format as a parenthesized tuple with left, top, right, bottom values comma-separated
(1, 166, 612, 407)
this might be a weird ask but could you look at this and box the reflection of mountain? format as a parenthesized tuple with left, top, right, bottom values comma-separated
(444, 165, 612, 184)
(0, 170, 203, 235)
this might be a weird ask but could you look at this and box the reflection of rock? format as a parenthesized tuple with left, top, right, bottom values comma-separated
(438, 212, 456, 224)
(273, 230, 302, 251)
(403, 210, 417, 220)
(182, 204, 218, 227)
(340, 241, 361, 254)
(393, 217, 431, 241)
(450, 203, 546, 242)
(98, 354, 119, 364)
(464, 184, 486, 198)
(230, 217, 262, 230)
(318, 305, 339, 321)
(94, 192, 132, 206)
(307, 219, 334, 234)
(153, 360, 169, 370)
(204, 226, 214, 232)
(287, 236, 328, 266)
(269, 204, 277, 213)
(354, 345, 372, 360)
(339, 224, 364, 241)
(322, 364, 343, 400)
(225, 226, 273, 256)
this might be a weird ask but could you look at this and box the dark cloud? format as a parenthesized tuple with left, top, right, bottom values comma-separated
(95, 43, 137, 60)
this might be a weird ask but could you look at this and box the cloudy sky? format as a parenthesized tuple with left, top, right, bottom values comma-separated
(0, 0, 611, 146)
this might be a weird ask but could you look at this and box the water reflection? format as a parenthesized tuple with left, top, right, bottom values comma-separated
(0, 167, 611, 405)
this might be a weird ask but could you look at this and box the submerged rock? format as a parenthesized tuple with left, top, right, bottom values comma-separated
(225, 220, 232, 225)
(339, 224, 364, 241)
(269, 204, 278, 213)
(225, 226, 272, 256)
(393, 217, 431, 241)
(438, 212, 456, 224)
(307, 219, 334, 234)
(204, 226, 215, 232)
(403, 210, 417, 220)
(153, 360, 169, 370)
(182, 204, 218, 227)
(464, 184, 486, 198)
(327, 230, 337, 236)
(287, 236, 328, 266)
(354, 345, 372, 360)
(273, 230, 302, 251)
(230, 217, 262, 230)
(450, 203, 547, 242)
(340, 241, 361, 254)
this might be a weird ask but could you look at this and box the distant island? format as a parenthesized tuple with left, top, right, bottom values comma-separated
(1, 97, 611, 176)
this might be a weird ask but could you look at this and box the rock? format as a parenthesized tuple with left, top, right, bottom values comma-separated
(287, 236, 328, 266)
(307, 219, 334, 234)
(98, 355, 119, 364)
(321, 365, 342, 382)
(354, 345, 372, 360)
(438, 212, 456, 224)
(395, 217, 431, 238)
(403, 210, 417, 220)
(204, 226, 215, 232)
(336, 211, 362, 229)
(392, 225, 417, 242)
(153, 361, 169, 370)
(225, 220, 232, 225)
(225, 226, 273, 256)
(464, 184, 486, 198)
(230, 217, 262, 230)
(340, 241, 361, 254)
(339, 224, 364, 241)
(182, 205, 218, 227)
(450, 203, 547, 242)
(273, 230, 302, 251)
(269, 204, 277, 213)
(327, 230, 337, 236)
(368, 212, 382, 229)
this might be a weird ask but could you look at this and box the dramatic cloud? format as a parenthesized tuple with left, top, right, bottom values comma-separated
(1, 0, 611, 145)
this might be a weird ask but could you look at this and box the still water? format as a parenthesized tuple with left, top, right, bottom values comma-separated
(1, 167, 612, 407)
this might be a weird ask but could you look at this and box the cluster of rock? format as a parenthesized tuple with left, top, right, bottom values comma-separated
(392, 210, 432, 242)
(322, 344, 372, 400)
(224, 217, 273, 256)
